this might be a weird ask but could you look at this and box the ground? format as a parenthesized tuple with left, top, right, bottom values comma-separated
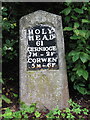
(2, 79, 90, 119)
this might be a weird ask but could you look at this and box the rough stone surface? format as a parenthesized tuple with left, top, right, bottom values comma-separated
(20, 10, 69, 110)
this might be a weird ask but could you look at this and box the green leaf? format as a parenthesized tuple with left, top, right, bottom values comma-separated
(3, 46, 8, 51)
(73, 29, 79, 36)
(3, 108, 13, 118)
(74, 22, 79, 28)
(74, 8, 83, 14)
(68, 51, 76, 56)
(65, 16, 70, 22)
(2, 12, 8, 16)
(64, 27, 73, 31)
(6, 39, 11, 45)
(20, 102, 28, 109)
(76, 68, 83, 77)
(77, 86, 87, 95)
(71, 76, 75, 82)
(73, 30, 87, 38)
(65, 108, 71, 113)
(82, 6, 87, 10)
(2, 7, 8, 12)
(13, 111, 22, 118)
(53, 107, 61, 115)
(82, 19, 90, 23)
(79, 30, 86, 38)
(28, 106, 36, 113)
(61, 113, 66, 118)
(61, 7, 71, 15)
(86, 31, 90, 39)
(71, 15, 77, 20)
(35, 111, 41, 118)
(13, 93, 18, 97)
(72, 52, 80, 62)
(83, 71, 88, 80)
(76, 68, 88, 80)
(80, 52, 89, 63)
(78, 83, 85, 87)
(68, 51, 80, 61)
(70, 35, 81, 40)
(10, 23, 16, 29)
(1, 95, 12, 104)
(24, 114, 28, 118)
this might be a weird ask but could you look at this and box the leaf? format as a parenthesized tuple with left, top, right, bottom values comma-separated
(6, 39, 11, 45)
(79, 30, 86, 38)
(86, 31, 90, 39)
(3, 46, 8, 51)
(13, 111, 22, 118)
(82, 19, 90, 23)
(80, 52, 89, 63)
(68, 51, 80, 62)
(83, 71, 88, 80)
(76, 68, 88, 80)
(61, 113, 66, 118)
(72, 52, 80, 62)
(13, 23, 17, 26)
(74, 22, 79, 28)
(77, 86, 87, 95)
(71, 15, 77, 20)
(20, 102, 28, 109)
(82, 6, 87, 10)
(2, 7, 7, 12)
(64, 27, 73, 31)
(28, 106, 36, 113)
(3, 108, 13, 118)
(73, 29, 79, 36)
(13, 93, 18, 97)
(74, 8, 83, 14)
(65, 16, 70, 22)
(24, 114, 28, 118)
(61, 7, 71, 15)
(71, 76, 75, 82)
(82, 38, 86, 44)
(3, 18, 7, 21)
(70, 35, 81, 40)
(1, 95, 12, 104)
(35, 111, 41, 118)
(65, 108, 71, 113)
(76, 68, 83, 77)
(68, 51, 76, 56)
(78, 83, 85, 87)
(2, 12, 8, 16)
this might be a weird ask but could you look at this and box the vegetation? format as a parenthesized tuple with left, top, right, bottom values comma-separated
(0, 99, 89, 119)
(61, 2, 90, 95)
(1, 2, 90, 119)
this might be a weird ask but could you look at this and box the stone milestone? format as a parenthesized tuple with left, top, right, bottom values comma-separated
(20, 10, 69, 110)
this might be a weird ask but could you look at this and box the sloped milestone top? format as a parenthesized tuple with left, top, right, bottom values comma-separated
(20, 10, 65, 71)
(20, 10, 62, 29)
